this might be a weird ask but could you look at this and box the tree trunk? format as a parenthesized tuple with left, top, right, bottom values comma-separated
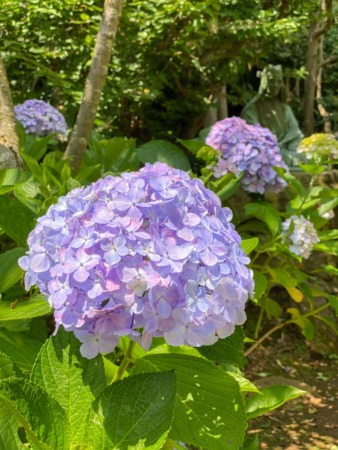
(0, 54, 22, 170)
(217, 84, 228, 120)
(303, 21, 320, 136)
(302, 0, 332, 136)
(63, 0, 123, 174)
(316, 35, 332, 132)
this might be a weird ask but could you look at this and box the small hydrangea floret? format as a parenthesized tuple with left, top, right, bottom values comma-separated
(282, 215, 319, 259)
(297, 133, 338, 164)
(19, 163, 254, 359)
(206, 116, 288, 194)
(15, 99, 67, 136)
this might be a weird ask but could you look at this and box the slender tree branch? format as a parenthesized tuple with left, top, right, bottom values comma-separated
(244, 322, 285, 357)
(63, 0, 123, 173)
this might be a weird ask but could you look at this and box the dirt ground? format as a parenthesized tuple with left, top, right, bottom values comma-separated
(244, 327, 338, 450)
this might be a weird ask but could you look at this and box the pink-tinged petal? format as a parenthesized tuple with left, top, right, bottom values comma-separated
(200, 249, 218, 266)
(210, 240, 226, 256)
(30, 253, 50, 273)
(157, 298, 172, 319)
(18, 256, 29, 271)
(164, 326, 186, 346)
(113, 195, 131, 211)
(140, 332, 153, 351)
(104, 251, 121, 266)
(183, 212, 201, 227)
(167, 244, 193, 261)
(99, 339, 118, 355)
(73, 266, 90, 282)
(80, 341, 99, 359)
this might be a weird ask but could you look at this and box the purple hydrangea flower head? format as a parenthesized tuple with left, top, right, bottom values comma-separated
(282, 215, 319, 259)
(14, 99, 67, 136)
(19, 162, 254, 359)
(206, 116, 288, 194)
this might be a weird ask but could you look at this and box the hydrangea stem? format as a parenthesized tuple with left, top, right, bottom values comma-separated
(246, 303, 331, 357)
(111, 340, 136, 383)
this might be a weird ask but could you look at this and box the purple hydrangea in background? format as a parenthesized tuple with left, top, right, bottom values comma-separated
(206, 116, 288, 194)
(14, 99, 67, 137)
(19, 162, 254, 359)
(282, 215, 319, 259)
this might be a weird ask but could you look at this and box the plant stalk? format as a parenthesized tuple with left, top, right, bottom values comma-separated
(111, 340, 136, 383)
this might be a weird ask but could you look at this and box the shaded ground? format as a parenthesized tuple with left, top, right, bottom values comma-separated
(245, 328, 338, 449)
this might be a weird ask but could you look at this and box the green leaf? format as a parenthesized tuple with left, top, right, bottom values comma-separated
(0, 295, 51, 321)
(313, 240, 338, 255)
(137, 140, 191, 171)
(92, 371, 176, 449)
(225, 370, 260, 394)
(101, 137, 138, 173)
(240, 434, 260, 450)
(31, 327, 107, 446)
(132, 354, 246, 449)
(0, 398, 27, 450)
(246, 385, 306, 420)
(0, 196, 36, 246)
(0, 328, 42, 373)
(177, 138, 206, 155)
(24, 134, 54, 160)
(0, 378, 69, 449)
(318, 229, 338, 241)
(0, 248, 26, 293)
(253, 271, 268, 300)
(244, 203, 281, 237)
(298, 164, 326, 175)
(241, 237, 259, 255)
(0, 351, 15, 380)
(215, 174, 241, 201)
(268, 268, 297, 289)
(328, 294, 338, 316)
(197, 326, 244, 368)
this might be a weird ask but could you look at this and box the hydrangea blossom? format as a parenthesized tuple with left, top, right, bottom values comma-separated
(282, 215, 319, 259)
(297, 133, 338, 164)
(19, 162, 254, 359)
(14, 99, 67, 136)
(206, 116, 288, 194)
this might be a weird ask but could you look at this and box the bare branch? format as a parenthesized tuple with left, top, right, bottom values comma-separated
(63, 0, 123, 174)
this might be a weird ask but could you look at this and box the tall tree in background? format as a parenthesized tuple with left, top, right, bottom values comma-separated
(0, 54, 22, 170)
(63, 0, 123, 173)
(303, 0, 333, 136)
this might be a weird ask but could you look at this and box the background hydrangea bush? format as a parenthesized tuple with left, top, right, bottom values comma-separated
(282, 215, 319, 259)
(206, 116, 288, 194)
(14, 99, 68, 137)
(19, 162, 254, 359)
(297, 133, 338, 163)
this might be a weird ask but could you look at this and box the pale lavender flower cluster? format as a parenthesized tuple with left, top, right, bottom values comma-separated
(282, 215, 319, 259)
(206, 117, 288, 194)
(19, 163, 254, 359)
(14, 99, 67, 136)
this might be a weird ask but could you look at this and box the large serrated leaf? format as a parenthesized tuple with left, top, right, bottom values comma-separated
(0, 399, 26, 450)
(31, 327, 107, 447)
(197, 326, 244, 368)
(0, 248, 26, 294)
(246, 385, 306, 420)
(0, 196, 36, 246)
(137, 140, 191, 171)
(0, 295, 51, 321)
(0, 328, 42, 373)
(91, 371, 176, 449)
(0, 378, 69, 449)
(0, 351, 15, 380)
(132, 354, 246, 450)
